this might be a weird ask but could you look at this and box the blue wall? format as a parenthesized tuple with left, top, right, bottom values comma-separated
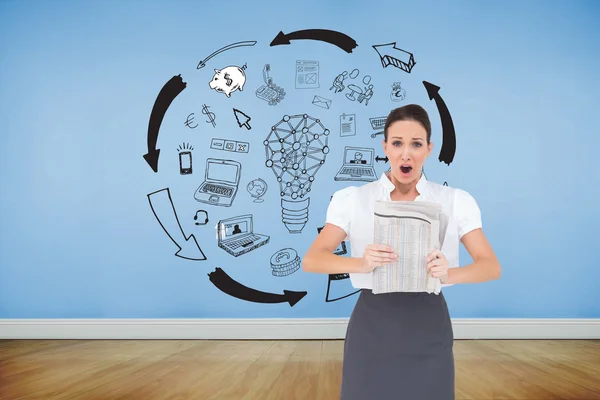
(1, 0, 599, 319)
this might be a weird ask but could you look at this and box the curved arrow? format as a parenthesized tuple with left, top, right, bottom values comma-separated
(147, 188, 206, 261)
(423, 81, 456, 166)
(208, 267, 307, 307)
(270, 29, 358, 53)
(143, 75, 187, 173)
(197, 41, 257, 69)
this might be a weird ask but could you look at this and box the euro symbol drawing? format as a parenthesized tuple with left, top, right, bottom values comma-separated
(202, 104, 216, 128)
(276, 251, 290, 263)
(184, 113, 198, 129)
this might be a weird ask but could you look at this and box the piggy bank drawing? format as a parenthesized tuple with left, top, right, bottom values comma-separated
(209, 64, 247, 98)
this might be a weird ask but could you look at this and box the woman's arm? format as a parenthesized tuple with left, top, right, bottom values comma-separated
(446, 228, 502, 284)
(302, 223, 363, 274)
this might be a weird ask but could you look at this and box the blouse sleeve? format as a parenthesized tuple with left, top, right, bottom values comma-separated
(325, 186, 356, 239)
(454, 188, 482, 239)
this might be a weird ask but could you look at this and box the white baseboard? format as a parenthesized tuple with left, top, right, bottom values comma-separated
(1, 319, 599, 340)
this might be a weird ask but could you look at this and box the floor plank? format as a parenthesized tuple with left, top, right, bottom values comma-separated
(1, 339, 599, 400)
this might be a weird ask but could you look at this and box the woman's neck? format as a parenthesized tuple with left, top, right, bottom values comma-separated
(386, 171, 421, 200)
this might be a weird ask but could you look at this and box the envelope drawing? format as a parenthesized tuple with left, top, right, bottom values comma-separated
(312, 95, 332, 109)
(305, 73, 317, 84)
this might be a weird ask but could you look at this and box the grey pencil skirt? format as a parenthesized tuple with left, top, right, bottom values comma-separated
(340, 289, 455, 400)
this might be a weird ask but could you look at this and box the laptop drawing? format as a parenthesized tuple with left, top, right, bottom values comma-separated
(217, 214, 270, 257)
(334, 146, 377, 182)
(194, 158, 241, 207)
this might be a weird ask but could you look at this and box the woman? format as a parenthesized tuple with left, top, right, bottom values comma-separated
(302, 104, 502, 400)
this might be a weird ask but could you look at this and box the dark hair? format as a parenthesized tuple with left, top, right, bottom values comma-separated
(384, 104, 431, 143)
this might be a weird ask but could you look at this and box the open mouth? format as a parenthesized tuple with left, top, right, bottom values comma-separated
(400, 165, 412, 174)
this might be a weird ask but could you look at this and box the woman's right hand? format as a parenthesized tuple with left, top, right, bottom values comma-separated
(358, 244, 398, 273)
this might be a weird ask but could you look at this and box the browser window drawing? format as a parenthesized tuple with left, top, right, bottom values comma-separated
(296, 60, 319, 89)
(217, 214, 270, 257)
(312, 95, 332, 109)
(194, 158, 241, 207)
(334, 146, 377, 181)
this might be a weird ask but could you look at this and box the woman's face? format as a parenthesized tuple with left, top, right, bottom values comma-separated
(382, 119, 433, 185)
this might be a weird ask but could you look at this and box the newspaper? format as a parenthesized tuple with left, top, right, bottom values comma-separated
(372, 200, 449, 295)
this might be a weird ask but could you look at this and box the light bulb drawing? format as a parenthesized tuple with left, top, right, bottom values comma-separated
(264, 114, 330, 233)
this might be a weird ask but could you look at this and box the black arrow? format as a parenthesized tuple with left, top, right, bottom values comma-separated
(143, 75, 187, 173)
(375, 156, 389, 163)
(270, 29, 358, 54)
(208, 267, 307, 307)
(423, 81, 456, 166)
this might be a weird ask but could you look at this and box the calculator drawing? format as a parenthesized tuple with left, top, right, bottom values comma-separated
(255, 64, 285, 106)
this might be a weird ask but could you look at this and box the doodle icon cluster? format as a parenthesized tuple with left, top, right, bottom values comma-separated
(144, 30, 456, 307)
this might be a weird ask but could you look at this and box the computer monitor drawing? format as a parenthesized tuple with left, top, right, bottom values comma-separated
(217, 214, 270, 257)
(194, 158, 241, 207)
(334, 146, 377, 182)
(326, 273, 361, 302)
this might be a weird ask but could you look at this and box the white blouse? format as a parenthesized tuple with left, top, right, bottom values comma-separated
(325, 171, 482, 290)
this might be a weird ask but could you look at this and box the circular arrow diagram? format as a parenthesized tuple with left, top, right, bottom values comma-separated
(145, 29, 456, 308)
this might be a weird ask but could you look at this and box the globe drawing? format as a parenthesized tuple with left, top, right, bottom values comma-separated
(246, 178, 267, 203)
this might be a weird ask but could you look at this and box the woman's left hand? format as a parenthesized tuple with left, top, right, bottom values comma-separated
(427, 249, 449, 283)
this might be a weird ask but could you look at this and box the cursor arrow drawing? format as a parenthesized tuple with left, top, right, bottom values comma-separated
(233, 108, 251, 130)
(208, 267, 307, 307)
(423, 81, 456, 165)
(143, 75, 187, 173)
(147, 188, 206, 261)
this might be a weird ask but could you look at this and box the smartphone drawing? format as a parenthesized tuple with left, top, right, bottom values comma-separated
(179, 151, 192, 175)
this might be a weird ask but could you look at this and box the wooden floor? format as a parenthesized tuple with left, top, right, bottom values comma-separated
(1, 339, 599, 399)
